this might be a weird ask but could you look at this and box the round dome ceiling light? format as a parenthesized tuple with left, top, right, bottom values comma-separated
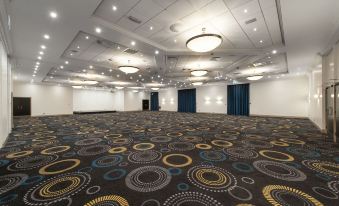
(191, 70, 208, 77)
(119, 66, 139, 74)
(151, 88, 160, 91)
(186, 28, 222, 53)
(192, 82, 203, 86)
(246, 75, 263, 81)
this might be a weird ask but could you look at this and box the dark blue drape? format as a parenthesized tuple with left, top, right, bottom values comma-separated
(150, 92, 159, 111)
(227, 84, 249, 116)
(178, 89, 196, 113)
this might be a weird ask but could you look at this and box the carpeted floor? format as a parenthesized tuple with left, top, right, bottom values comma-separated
(0, 111, 339, 206)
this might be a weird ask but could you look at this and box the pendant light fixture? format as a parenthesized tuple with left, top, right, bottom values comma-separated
(186, 28, 222, 52)
(119, 60, 140, 74)
(246, 75, 263, 81)
(191, 70, 208, 77)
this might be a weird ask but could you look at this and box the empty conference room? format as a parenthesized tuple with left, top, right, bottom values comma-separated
(0, 0, 339, 205)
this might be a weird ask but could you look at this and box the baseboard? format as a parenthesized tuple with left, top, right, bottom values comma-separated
(250, 114, 308, 119)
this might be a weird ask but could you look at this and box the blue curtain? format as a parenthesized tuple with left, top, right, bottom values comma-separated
(227, 84, 249, 116)
(150, 92, 159, 111)
(178, 89, 196, 113)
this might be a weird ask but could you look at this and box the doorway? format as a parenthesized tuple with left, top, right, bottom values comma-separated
(150, 92, 159, 111)
(178, 89, 196, 113)
(142, 99, 149, 111)
(227, 84, 250, 116)
(13, 97, 31, 116)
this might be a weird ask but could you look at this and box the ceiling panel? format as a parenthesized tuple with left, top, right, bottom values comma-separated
(223, 0, 253, 10)
(94, 0, 140, 24)
(262, 6, 282, 45)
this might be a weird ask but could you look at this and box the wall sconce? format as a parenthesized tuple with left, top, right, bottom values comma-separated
(170, 98, 174, 104)
(205, 97, 211, 104)
(216, 96, 223, 104)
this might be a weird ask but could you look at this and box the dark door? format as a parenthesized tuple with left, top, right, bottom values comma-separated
(13, 97, 31, 116)
(151, 92, 159, 111)
(227, 84, 250, 116)
(142, 100, 149, 111)
(326, 86, 334, 140)
(178, 89, 196, 113)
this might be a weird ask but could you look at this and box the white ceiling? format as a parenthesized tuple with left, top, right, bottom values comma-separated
(6, 0, 339, 89)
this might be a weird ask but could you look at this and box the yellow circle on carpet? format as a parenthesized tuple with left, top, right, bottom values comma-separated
(40, 176, 81, 197)
(263, 185, 323, 206)
(270, 141, 289, 147)
(167, 132, 183, 137)
(279, 138, 305, 145)
(196, 144, 212, 150)
(6, 150, 33, 159)
(84, 195, 129, 206)
(41, 146, 70, 155)
(211, 140, 233, 148)
(259, 150, 294, 162)
(162, 154, 192, 168)
(39, 159, 81, 175)
(133, 143, 155, 151)
(108, 147, 127, 154)
(195, 168, 227, 186)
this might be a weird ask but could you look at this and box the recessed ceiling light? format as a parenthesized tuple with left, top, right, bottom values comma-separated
(60, 65, 64, 69)
(85, 36, 89, 39)
(174, 39, 177, 43)
(253, 28, 257, 31)
(39, 51, 44, 55)
(50, 76, 54, 79)
(259, 40, 263, 43)
(109, 69, 113, 72)
(36, 62, 40, 65)
(112, 5, 117, 11)
(32, 74, 36, 77)
(244, 9, 248, 13)
(43, 34, 50, 39)
(41, 45, 46, 49)
(117, 46, 120, 50)
(155, 50, 159, 55)
(101, 72, 104, 75)
(82, 69, 86, 72)
(150, 26, 153, 30)
(131, 41, 136, 46)
(37, 56, 42, 60)
(89, 65, 93, 69)
(95, 27, 102, 33)
(49, 11, 58, 19)
(272, 50, 277, 54)
(117, 74, 120, 77)
(65, 61, 69, 64)
(77, 46, 80, 49)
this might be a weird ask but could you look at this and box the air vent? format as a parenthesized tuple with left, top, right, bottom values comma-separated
(210, 57, 221, 61)
(128, 16, 142, 24)
(123, 48, 138, 54)
(245, 18, 257, 25)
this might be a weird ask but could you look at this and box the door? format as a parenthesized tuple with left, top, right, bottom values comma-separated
(326, 86, 334, 140)
(142, 100, 149, 111)
(150, 92, 159, 111)
(227, 84, 250, 116)
(13, 97, 31, 116)
(178, 89, 196, 113)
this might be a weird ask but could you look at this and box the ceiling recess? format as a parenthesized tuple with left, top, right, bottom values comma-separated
(128, 16, 142, 24)
(245, 18, 257, 25)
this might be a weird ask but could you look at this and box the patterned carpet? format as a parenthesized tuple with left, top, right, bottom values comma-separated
(0, 111, 339, 206)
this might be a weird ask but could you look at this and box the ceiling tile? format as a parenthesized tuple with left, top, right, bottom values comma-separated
(94, 0, 140, 24)
(223, 0, 253, 10)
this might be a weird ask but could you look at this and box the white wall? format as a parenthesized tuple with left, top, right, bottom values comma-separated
(308, 70, 324, 130)
(196, 85, 227, 114)
(250, 76, 309, 117)
(0, 40, 11, 145)
(73, 89, 116, 112)
(124, 90, 150, 111)
(113, 90, 124, 111)
(13, 83, 73, 116)
(159, 88, 177, 111)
